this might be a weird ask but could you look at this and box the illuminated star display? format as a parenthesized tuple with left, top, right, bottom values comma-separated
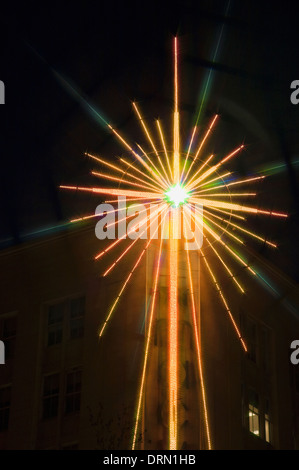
(61, 37, 287, 450)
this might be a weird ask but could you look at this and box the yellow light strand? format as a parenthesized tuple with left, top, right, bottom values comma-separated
(200, 249, 247, 352)
(87, 152, 164, 193)
(133, 103, 171, 185)
(180, 125, 197, 180)
(169, 208, 179, 449)
(204, 208, 277, 248)
(185, 247, 212, 449)
(204, 235, 245, 293)
(173, 37, 180, 182)
(108, 124, 166, 187)
(183, 114, 218, 184)
(60, 185, 163, 200)
(103, 205, 165, 276)
(185, 154, 214, 189)
(94, 203, 165, 260)
(119, 157, 166, 191)
(156, 119, 173, 180)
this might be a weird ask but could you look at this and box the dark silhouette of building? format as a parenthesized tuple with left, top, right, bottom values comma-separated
(0, 222, 298, 449)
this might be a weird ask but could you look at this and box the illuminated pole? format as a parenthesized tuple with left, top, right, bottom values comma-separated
(173, 37, 180, 183)
(169, 36, 180, 449)
(169, 209, 179, 449)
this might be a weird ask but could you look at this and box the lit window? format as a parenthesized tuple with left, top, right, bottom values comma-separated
(65, 370, 81, 415)
(0, 386, 11, 432)
(0, 316, 17, 359)
(47, 303, 64, 346)
(43, 374, 60, 419)
(248, 390, 260, 436)
(70, 297, 85, 340)
(264, 399, 271, 444)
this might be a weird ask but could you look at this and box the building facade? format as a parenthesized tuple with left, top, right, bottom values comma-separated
(0, 223, 299, 449)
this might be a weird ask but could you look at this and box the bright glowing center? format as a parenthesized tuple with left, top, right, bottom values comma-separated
(165, 183, 189, 207)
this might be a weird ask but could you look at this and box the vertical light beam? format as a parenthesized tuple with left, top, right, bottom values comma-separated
(169, 208, 179, 449)
(173, 37, 180, 182)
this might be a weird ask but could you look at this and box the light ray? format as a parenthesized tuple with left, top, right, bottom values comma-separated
(183, 114, 218, 184)
(186, 154, 214, 188)
(184, 205, 247, 350)
(190, 196, 288, 217)
(201, 174, 266, 192)
(193, 192, 256, 198)
(200, 248, 247, 352)
(156, 119, 173, 180)
(103, 205, 166, 276)
(133, 103, 171, 184)
(120, 157, 166, 191)
(194, 171, 231, 191)
(206, 206, 245, 221)
(169, 208, 179, 450)
(60, 184, 163, 200)
(180, 125, 197, 181)
(173, 36, 180, 182)
(91, 170, 163, 194)
(70, 202, 155, 224)
(204, 209, 277, 248)
(87, 152, 164, 193)
(186, 205, 256, 276)
(204, 235, 245, 293)
(186, 144, 244, 191)
(136, 143, 168, 186)
(185, 246, 212, 449)
(94, 204, 165, 260)
(203, 212, 244, 245)
(103, 202, 159, 233)
(107, 124, 166, 186)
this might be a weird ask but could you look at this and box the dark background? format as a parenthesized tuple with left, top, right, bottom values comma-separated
(0, 0, 298, 279)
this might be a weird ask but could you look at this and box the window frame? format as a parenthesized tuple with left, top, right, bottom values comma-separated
(42, 372, 60, 420)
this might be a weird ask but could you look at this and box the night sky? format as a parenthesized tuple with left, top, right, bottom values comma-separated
(0, 0, 299, 280)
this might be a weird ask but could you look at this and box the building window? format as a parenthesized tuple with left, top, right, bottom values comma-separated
(46, 296, 85, 346)
(47, 303, 64, 346)
(65, 370, 81, 415)
(0, 316, 17, 359)
(42, 374, 60, 419)
(70, 297, 85, 340)
(264, 399, 271, 444)
(0, 386, 11, 432)
(248, 389, 260, 436)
